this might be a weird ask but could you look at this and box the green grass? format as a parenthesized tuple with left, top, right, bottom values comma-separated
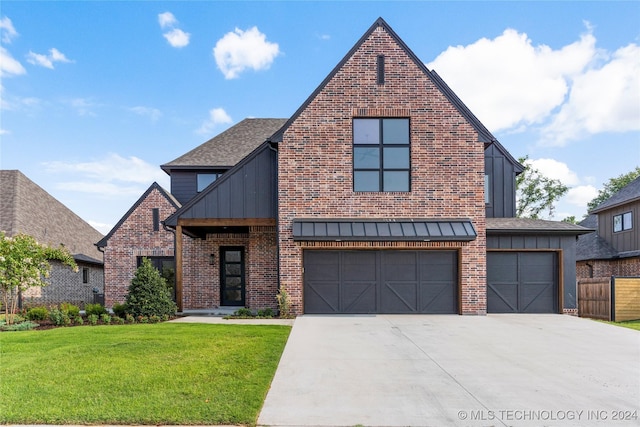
(606, 319, 640, 331)
(0, 323, 290, 425)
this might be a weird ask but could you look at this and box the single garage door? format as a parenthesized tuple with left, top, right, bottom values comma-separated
(487, 252, 558, 313)
(304, 250, 458, 314)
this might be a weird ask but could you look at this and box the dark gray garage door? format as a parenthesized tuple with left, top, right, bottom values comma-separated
(487, 252, 558, 313)
(304, 250, 458, 314)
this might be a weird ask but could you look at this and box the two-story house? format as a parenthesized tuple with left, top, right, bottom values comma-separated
(577, 176, 640, 279)
(97, 18, 589, 316)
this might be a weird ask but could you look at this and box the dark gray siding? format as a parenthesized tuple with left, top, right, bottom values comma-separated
(597, 200, 639, 253)
(485, 144, 518, 218)
(170, 171, 198, 205)
(178, 145, 277, 220)
(487, 234, 578, 309)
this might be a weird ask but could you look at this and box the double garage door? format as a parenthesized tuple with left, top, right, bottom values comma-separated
(487, 252, 559, 313)
(303, 250, 458, 314)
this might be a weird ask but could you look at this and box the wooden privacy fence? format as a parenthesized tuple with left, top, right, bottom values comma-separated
(578, 276, 640, 321)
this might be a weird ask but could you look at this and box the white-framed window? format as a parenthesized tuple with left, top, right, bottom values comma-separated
(613, 211, 633, 232)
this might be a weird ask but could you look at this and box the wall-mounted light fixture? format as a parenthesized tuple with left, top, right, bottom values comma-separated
(209, 253, 215, 265)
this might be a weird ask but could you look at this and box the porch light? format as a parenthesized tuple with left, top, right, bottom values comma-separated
(209, 253, 215, 265)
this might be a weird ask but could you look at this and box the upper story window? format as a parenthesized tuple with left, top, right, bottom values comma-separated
(197, 173, 219, 192)
(613, 211, 633, 232)
(353, 118, 410, 192)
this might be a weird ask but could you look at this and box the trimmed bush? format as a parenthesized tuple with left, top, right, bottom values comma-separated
(85, 303, 107, 316)
(60, 303, 80, 319)
(26, 306, 49, 321)
(112, 303, 127, 318)
(125, 258, 177, 319)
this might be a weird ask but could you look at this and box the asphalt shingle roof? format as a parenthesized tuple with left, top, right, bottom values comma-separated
(591, 176, 640, 213)
(161, 118, 287, 171)
(575, 215, 619, 261)
(486, 217, 592, 234)
(0, 170, 104, 261)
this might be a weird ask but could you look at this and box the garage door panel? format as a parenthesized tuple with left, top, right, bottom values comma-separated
(487, 252, 518, 282)
(305, 252, 340, 281)
(305, 282, 340, 313)
(421, 282, 457, 313)
(381, 282, 418, 312)
(487, 283, 518, 313)
(520, 282, 555, 313)
(342, 282, 377, 313)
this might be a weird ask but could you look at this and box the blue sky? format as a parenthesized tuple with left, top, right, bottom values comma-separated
(1, 1, 639, 234)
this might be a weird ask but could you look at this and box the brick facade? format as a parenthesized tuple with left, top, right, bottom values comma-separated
(278, 25, 487, 315)
(101, 187, 177, 308)
(181, 226, 278, 310)
(22, 260, 103, 309)
(577, 257, 640, 279)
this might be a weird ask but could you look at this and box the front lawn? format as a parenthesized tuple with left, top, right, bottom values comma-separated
(0, 323, 290, 426)
(606, 319, 640, 331)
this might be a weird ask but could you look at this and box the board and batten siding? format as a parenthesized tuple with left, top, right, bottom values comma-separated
(597, 200, 639, 253)
(484, 143, 518, 219)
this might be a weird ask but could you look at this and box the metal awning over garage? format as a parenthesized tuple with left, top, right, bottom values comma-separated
(292, 219, 477, 242)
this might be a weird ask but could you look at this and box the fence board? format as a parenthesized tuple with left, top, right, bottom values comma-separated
(578, 279, 611, 320)
(612, 277, 640, 322)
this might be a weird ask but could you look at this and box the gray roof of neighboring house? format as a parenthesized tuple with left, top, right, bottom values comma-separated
(575, 214, 619, 261)
(96, 182, 180, 248)
(591, 176, 640, 213)
(0, 170, 104, 261)
(486, 217, 592, 234)
(161, 118, 287, 172)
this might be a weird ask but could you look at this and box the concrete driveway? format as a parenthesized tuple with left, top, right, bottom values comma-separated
(258, 315, 639, 427)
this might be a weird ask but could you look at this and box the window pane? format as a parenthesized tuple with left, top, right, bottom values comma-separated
(354, 147, 380, 169)
(383, 119, 409, 144)
(623, 212, 633, 230)
(354, 171, 380, 191)
(383, 147, 409, 169)
(197, 173, 218, 192)
(383, 171, 409, 191)
(225, 264, 241, 276)
(613, 215, 622, 232)
(225, 251, 241, 262)
(353, 119, 379, 144)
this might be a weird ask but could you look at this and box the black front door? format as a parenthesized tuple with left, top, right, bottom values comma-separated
(220, 247, 245, 306)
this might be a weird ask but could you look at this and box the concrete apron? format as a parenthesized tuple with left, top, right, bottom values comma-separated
(258, 314, 640, 427)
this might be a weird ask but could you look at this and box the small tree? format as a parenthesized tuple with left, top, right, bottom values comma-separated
(0, 232, 77, 324)
(125, 257, 177, 318)
(587, 167, 640, 212)
(516, 156, 569, 219)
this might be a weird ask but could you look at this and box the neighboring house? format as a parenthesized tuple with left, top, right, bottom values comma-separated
(577, 176, 640, 279)
(0, 170, 104, 308)
(100, 18, 589, 315)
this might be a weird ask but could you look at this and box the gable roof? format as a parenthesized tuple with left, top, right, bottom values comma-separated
(591, 176, 640, 214)
(161, 118, 287, 172)
(269, 17, 510, 149)
(0, 170, 104, 260)
(575, 214, 619, 261)
(96, 182, 180, 248)
(486, 217, 592, 235)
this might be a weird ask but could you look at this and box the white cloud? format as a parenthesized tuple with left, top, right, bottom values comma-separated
(540, 43, 640, 146)
(0, 128, 9, 135)
(565, 185, 598, 207)
(197, 107, 232, 135)
(87, 220, 114, 235)
(26, 48, 72, 69)
(129, 106, 162, 122)
(158, 12, 177, 29)
(213, 26, 280, 79)
(0, 46, 26, 77)
(43, 153, 166, 186)
(526, 158, 580, 186)
(428, 28, 597, 132)
(65, 97, 97, 116)
(1, 16, 18, 44)
(163, 28, 190, 48)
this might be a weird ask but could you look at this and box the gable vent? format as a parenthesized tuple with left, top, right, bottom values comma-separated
(377, 55, 385, 85)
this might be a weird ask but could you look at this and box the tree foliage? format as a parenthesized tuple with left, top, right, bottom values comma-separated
(125, 257, 177, 318)
(0, 232, 77, 324)
(516, 156, 569, 219)
(587, 167, 640, 212)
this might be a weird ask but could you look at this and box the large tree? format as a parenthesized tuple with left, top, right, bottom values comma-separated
(587, 167, 640, 212)
(516, 156, 569, 219)
(0, 232, 77, 324)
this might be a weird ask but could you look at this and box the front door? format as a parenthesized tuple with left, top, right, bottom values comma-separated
(220, 247, 245, 306)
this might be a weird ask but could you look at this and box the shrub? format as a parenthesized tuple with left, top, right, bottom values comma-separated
(60, 303, 80, 319)
(100, 314, 112, 325)
(0, 320, 39, 331)
(112, 303, 127, 318)
(148, 315, 161, 324)
(87, 314, 99, 326)
(125, 258, 177, 318)
(257, 308, 274, 318)
(75, 316, 84, 325)
(85, 303, 107, 316)
(113, 316, 125, 325)
(234, 307, 254, 317)
(26, 306, 49, 321)
(125, 313, 135, 324)
(49, 308, 70, 326)
(276, 288, 293, 318)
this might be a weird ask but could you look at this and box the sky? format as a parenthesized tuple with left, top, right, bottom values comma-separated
(1, 1, 639, 235)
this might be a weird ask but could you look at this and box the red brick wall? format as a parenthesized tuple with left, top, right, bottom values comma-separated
(278, 25, 486, 315)
(102, 188, 176, 308)
(181, 226, 278, 310)
(577, 257, 640, 279)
